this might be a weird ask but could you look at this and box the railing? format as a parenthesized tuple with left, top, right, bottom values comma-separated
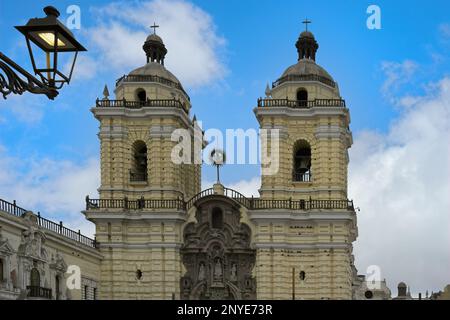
(26, 286, 52, 299)
(116, 74, 190, 100)
(95, 98, 188, 112)
(293, 171, 312, 182)
(86, 196, 185, 211)
(257, 98, 346, 108)
(251, 199, 354, 210)
(130, 171, 148, 182)
(85, 190, 354, 212)
(0, 199, 27, 217)
(0, 198, 97, 248)
(185, 187, 252, 210)
(272, 74, 336, 88)
(185, 187, 353, 211)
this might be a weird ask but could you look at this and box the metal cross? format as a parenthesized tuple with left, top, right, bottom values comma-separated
(302, 18, 312, 31)
(150, 22, 159, 34)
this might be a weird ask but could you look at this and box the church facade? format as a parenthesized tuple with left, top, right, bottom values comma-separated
(0, 26, 359, 300)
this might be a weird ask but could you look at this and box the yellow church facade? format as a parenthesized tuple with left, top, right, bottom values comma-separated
(0, 26, 359, 300)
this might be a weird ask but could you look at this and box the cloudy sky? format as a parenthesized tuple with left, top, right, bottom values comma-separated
(0, 0, 449, 297)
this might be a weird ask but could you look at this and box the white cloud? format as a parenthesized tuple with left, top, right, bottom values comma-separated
(381, 60, 418, 103)
(202, 176, 260, 198)
(0, 93, 46, 124)
(439, 23, 450, 39)
(88, 0, 227, 88)
(350, 77, 450, 296)
(0, 146, 99, 237)
(205, 77, 450, 296)
(65, 55, 98, 81)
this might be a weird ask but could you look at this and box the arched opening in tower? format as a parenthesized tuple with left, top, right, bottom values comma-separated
(135, 88, 147, 104)
(293, 140, 312, 182)
(130, 140, 148, 182)
(296, 89, 308, 107)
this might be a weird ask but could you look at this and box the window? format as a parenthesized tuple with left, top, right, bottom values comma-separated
(84, 285, 88, 300)
(293, 140, 312, 182)
(30, 267, 40, 287)
(130, 140, 148, 182)
(299, 271, 306, 281)
(211, 207, 223, 229)
(135, 88, 146, 103)
(296, 89, 308, 107)
(93, 288, 97, 300)
(365, 290, 374, 299)
(136, 269, 143, 280)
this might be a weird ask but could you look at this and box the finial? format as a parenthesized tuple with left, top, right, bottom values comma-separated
(103, 85, 110, 100)
(302, 18, 312, 31)
(209, 149, 226, 183)
(265, 83, 272, 97)
(150, 22, 159, 34)
(192, 114, 197, 122)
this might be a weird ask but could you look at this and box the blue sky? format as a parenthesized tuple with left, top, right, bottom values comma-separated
(0, 0, 449, 296)
(0, 0, 449, 184)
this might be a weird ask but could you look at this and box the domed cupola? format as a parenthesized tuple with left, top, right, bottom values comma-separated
(143, 27, 168, 65)
(114, 24, 190, 105)
(268, 20, 341, 100)
(296, 30, 319, 61)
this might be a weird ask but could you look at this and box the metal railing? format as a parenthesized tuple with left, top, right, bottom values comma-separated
(130, 171, 148, 182)
(116, 74, 190, 99)
(293, 171, 312, 182)
(26, 286, 52, 299)
(95, 98, 188, 112)
(0, 199, 97, 248)
(85, 189, 354, 212)
(272, 74, 336, 88)
(257, 98, 346, 108)
(0, 199, 26, 217)
(85, 196, 185, 211)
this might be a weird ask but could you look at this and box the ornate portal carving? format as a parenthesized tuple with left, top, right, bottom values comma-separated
(180, 195, 256, 300)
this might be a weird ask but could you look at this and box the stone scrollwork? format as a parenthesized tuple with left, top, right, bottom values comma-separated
(180, 196, 256, 300)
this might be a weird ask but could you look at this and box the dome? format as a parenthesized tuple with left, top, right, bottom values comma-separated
(129, 62, 181, 84)
(146, 33, 163, 43)
(300, 31, 315, 39)
(398, 282, 407, 288)
(279, 59, 335, 84)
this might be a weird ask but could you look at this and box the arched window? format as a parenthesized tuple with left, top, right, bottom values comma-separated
(135, 88, 146, 104)
(130, 140, 148, 182)
(30, 267, 40, 287)
(299, 271, 306, 281)
(296, 89, 308, 107)
(293, 140, 312, 182)
(211, 207, 223, 229)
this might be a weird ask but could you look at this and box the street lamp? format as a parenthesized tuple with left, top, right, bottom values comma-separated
(0, 6, 86, 100)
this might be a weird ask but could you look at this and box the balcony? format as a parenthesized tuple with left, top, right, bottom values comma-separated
(95, 98, 188, 113)
(129, 171, 148, 182)
(257, 98, 346, 108)
(26, 286, 52, 299)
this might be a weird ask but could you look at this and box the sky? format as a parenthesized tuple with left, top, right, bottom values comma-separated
(0, 0, 449, 297)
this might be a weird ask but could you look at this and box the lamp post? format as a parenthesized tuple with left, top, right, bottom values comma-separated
(0, 6, 86, 100)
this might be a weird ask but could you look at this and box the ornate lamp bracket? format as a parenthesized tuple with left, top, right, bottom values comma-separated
(0, 52, 58, 100)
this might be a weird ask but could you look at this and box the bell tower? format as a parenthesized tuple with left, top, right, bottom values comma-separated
(255, 26, 352, 202)
(251, 24, 358, 299)
(85, 29, 201, 299)
(93, 29, 200, 202)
